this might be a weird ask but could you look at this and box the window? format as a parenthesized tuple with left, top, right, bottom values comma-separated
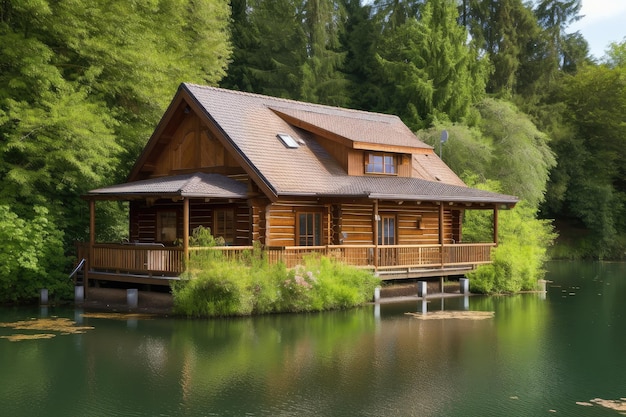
(378, 215, 396, 245)
(365, 153, 396, 175)
(297, 212, 322, 246)
(277, 133, 300, 148)
(214, 209, 235, 244)
(157, 211, 178, 243)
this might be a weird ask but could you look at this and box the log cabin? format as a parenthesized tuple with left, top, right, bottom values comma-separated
(77, 83, 518, 289)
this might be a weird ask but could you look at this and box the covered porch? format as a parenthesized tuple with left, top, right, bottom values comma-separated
(78, 173, 505, 289)
(75, 241, 495, 287)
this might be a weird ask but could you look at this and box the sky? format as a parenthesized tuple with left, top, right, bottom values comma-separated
(569, 0, 626, 60)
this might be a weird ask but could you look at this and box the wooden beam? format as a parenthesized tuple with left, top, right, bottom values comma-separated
(325, 204, 331, 247)
(183, 198, 190, 265)
(439, 203, 444, 267)
(493, 205, 499, 245)
(89, 200, 96, 247)
(87, 199, 95, 297)
(373, 200, 379, 270)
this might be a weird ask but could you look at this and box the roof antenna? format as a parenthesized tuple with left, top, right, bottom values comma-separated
(439, 130, 448, 159)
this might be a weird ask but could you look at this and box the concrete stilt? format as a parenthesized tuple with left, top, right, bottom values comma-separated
(127, 289, 138, 308)
(40, 289, 49, 305)
(75, 286, 84, 303)
(374, 287, 381, 303)
(460, 278, 469, 294)
(417, 281, 427, 298)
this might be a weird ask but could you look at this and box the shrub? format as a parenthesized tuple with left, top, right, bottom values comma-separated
(173, 261, 253, 317)
(0, 205, 71, 303)
(172, 247, 380, 317)
(467, 201, 556, 293)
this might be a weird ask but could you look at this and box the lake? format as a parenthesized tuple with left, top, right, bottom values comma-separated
(1, 261, 625, 416)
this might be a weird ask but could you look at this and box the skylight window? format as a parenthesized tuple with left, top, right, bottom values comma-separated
(277, 133, 299, 149)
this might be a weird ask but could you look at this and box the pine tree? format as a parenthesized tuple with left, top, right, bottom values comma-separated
(467, 0, 540, 96)
(300, 0, 349, 105)
(375, 0, 488, 128)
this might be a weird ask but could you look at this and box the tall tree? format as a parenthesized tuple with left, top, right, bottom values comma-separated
(300, 0, 349, 105)
(375, 0, 488, 129)
(534, 0, 582, 69)
(543, 64, 626, 258)
(0, 0, 232, 300)
(341, 0, 388, 111)
(467, 0, 540, 96)
(373, 0, 422, 31)
(220, 0, 256, 92)
(242, 0, 308, 99)
(603, 38, 626, 68)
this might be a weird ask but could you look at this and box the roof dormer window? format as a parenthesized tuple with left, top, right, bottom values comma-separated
(365, 152, 397, 175)
(277, 133, 300, 148)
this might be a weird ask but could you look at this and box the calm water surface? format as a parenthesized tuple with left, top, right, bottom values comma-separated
(1, 261, 626, 416)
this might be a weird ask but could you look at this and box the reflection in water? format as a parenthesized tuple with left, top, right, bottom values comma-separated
(1, 261, 626, 416)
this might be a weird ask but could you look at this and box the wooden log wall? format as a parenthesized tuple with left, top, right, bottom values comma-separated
(340, 203, 373, 244)
(335, 202, 458, 245)
(265, 200, 329, 247)
(130, 199, 251, 245)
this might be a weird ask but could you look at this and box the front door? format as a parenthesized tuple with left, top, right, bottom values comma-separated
(378, 215, 396, 266)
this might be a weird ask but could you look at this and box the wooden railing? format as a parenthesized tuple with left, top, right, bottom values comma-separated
(91, 243, 185, 275)
(76, 242, 495, 277)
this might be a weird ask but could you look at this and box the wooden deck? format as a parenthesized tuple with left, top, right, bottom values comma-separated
(76, 242, 494, 286)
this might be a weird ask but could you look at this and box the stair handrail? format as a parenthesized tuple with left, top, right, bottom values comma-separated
(69, 258, 86, 280)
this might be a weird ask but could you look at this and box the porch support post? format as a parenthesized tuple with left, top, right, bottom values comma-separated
(373, 199, 379, 270)
(439, 202, 444, 267)
(87, 199, 95, 295)
(183, 197, 190, 266)
(325, 203, 331, 254)
(493, 205, 499, 246)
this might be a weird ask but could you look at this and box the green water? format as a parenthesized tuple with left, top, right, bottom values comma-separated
(1, 261, 626, 416)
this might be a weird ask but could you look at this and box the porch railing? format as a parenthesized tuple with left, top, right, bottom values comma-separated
(76, 242, 495, 277)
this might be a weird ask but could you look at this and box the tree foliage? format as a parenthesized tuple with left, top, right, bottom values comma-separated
(541, 63, 626, 258)
(0, 205, 69, 303)
(0, 0, 231, 302)
(421, 99, 556, 207)
(3, 0, 626, 302)
(375, 0, 488, 129)
(463, 183, 556, 294)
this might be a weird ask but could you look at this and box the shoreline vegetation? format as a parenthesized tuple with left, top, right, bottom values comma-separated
(171, 227, 380, 317)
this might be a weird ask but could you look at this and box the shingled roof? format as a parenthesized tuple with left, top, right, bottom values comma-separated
(110, 84, 517, 206)
(88, 173, 248, 200)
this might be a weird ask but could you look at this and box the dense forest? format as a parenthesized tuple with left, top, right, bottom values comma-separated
(1, 0, 625, 300)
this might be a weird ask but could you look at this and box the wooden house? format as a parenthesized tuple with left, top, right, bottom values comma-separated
(78, 84, 518, 289)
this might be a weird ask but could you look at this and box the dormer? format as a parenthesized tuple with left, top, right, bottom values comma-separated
(269, 106, 431, 178)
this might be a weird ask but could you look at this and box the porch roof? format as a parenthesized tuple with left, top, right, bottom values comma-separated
(298, 175, 519, 206)
(85, 173, 248, 200)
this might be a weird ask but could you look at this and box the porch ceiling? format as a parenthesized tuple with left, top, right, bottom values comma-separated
(85, 172, 248, 200)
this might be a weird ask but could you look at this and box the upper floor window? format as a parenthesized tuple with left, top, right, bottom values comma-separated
(365, 152, 396, 175)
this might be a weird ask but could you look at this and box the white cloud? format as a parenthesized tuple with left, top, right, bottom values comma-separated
(576, 0, 626, 26)
(569, 0, 626, 58)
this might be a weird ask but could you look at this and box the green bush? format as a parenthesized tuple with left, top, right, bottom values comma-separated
(467, 201, 556, 293)
(0, 205, 71, 303)
(172, 248, 380, 317)
(173, 261, 253, 317)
